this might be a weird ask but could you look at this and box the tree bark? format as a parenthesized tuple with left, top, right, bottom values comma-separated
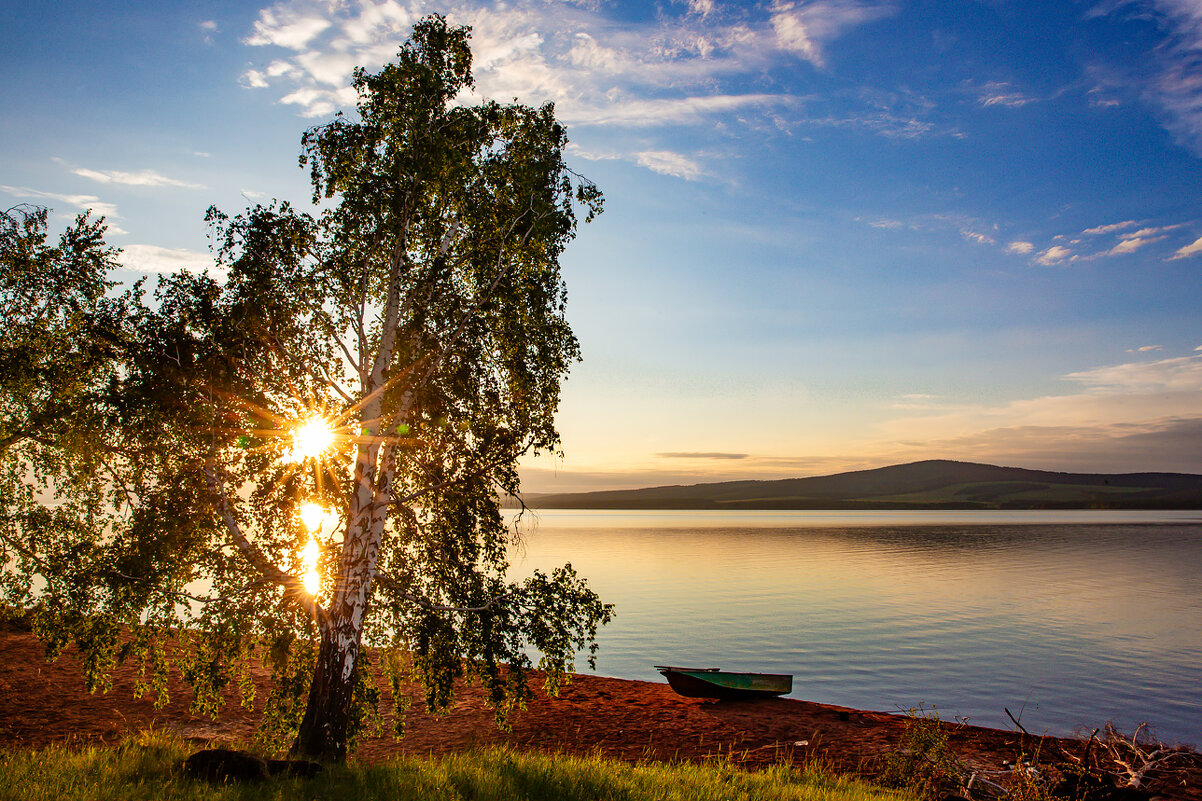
(289, 436, 386, 762)
(289, 616, 361, 761)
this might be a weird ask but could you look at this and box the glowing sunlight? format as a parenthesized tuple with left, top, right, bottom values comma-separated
(290, 415, 335, 462)
(300, 536, 321, 596)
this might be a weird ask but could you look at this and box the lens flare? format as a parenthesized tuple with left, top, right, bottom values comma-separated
(290, 415, 335, 462)
(300, 537, 321, 596)
(298, 502, 326, 534)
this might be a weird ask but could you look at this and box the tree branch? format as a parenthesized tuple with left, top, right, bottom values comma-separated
(202, 464, 323, 621)
(384, 436, 534, 508)
(374, 569, 503, 613)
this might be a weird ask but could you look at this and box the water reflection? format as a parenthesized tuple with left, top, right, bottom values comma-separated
(507, 510, 1202, 744)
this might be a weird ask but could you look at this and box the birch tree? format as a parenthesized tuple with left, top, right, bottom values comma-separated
(0, 16, 610, 763)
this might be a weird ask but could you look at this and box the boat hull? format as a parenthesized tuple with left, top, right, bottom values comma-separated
(654, 666, 792, 700)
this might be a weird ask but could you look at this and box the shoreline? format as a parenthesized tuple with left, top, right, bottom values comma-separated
(2, 623, 1198, 800)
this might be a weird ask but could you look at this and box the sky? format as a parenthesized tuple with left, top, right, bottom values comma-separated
(3, 0, 1202, 493)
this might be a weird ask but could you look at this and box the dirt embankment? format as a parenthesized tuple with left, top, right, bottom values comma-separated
(1, 622, 1197, 801)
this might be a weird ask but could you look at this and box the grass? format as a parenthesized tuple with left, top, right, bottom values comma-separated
(0, 730, 921, 801)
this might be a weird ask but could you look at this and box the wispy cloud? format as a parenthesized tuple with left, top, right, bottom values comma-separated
(865, 218, 904, 229)
(1020, 220, 1190, 264)
(0, 184, 119, 218)
(633, 150, 706, 180)
(975, 80, 1035, 108)
(768, 0, 896, 68)
(244, 5, 333, 49)
(960, 228, 995, 245)
(238, 0, 920, 165)
(1169, 235, 1202, 259)
(68, 165, 204, 189)
(1105, 234, 1164, 255)
(200, 19, 218, 44)
(1092, 1, 1202, 153)
(1035, 244, 1075, 265)
(1083, 220, 1138, 235)
(1065, 353, 1202, 393)
(656, 451, 750, 459)
(1127, 345, 1163, 352)
(869, 351, 1202, 472)
(568, 143, 708, 180)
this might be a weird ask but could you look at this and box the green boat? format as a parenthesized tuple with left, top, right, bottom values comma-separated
(654, 665, 793, 700)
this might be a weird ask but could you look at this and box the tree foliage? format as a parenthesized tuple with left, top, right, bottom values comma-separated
(0, 16, 610, 761)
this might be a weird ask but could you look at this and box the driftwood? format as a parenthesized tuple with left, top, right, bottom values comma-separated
(1096, 723, 1193, 790)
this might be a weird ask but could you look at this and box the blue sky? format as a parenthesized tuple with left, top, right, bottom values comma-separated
(3, 0, 1202, 492)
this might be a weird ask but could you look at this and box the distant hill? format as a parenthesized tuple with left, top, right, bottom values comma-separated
(525, 460, 1202, 510)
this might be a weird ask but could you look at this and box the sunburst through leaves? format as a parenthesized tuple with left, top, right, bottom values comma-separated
(289, 415, 336, 462)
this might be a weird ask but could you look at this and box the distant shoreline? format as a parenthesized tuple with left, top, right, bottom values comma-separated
(514, 459, 1202, 511)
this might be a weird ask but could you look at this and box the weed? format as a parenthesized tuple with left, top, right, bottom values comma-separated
(879, 704, 968, 799)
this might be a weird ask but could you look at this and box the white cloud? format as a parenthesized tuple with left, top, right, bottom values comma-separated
(1082, 220, 1138, 235)
(70, 166, 203, 189)
(1120, 224, 1180, 239)
(867, 352, 1202, 473)
(562, 93, 791, 127)
(1035, 245, 1074, 265)
(238, 0, 916, 153)
(1006, 241, 1034, 255)
(566, 143, 706, 179)
(1065, 354, 1202, 393)
(0, 184, 119, 218)
(770, 6, 821, 64)
(960, 229, 995, 245)
(1127, 345, 1162, 353)
(1105, 235, 1164, 255)
(1169, 235, 1202, 260)
(244, 6, 332, 49)
(200, 19, 218, 44)
(976, 81, 1034, 108)
(634, 150, 705, 180)
(769, 0, 895, 67)
(243, 70, 270, 88)
(116, 244, 220, 277)
(1093, 1, 1202, 153)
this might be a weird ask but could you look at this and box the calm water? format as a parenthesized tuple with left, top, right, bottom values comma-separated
(507, 510, 1202, 745)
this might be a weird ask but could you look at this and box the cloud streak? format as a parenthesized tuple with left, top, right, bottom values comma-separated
(0, 184, 120, 219)
(70, 166, 203, 189)
(656, 452, 750, 460)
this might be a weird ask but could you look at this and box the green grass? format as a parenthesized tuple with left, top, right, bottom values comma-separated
(0, 730, 920, 801)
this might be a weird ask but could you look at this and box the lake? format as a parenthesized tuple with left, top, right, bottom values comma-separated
(507, 509, 1202, 745)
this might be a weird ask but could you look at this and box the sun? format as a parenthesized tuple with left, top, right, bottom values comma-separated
(289, 415, 335, 462)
